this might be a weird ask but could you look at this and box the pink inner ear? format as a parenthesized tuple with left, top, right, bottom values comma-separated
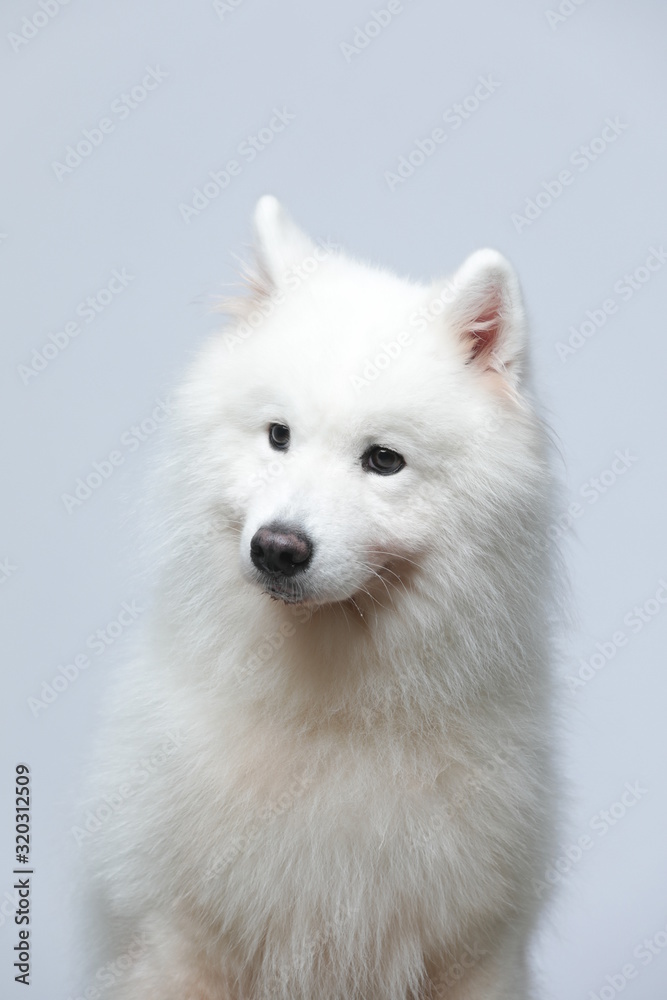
(468, 286, 503, 364)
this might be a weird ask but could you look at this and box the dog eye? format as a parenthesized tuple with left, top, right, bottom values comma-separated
(268, 423, 290, 450)
(362, 446, 405, 475)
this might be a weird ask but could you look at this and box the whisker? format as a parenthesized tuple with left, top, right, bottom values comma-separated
(370, 551, 423, 569)
(355, 581, 388, 612)
(367, 568, 395, 603)
(367, 562, 410, 598)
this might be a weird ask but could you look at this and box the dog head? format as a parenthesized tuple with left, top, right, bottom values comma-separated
(171, 197, 544, 613)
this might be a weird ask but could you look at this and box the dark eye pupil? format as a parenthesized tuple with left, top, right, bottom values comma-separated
(364, 446, 405, 475)
(269, 423, 290, 449)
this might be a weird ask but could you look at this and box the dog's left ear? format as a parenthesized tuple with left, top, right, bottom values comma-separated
(446, 249, 527, 384)
(252, 195, 316, 287)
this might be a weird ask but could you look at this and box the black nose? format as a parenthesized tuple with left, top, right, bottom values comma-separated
(250, 525, 313, 577)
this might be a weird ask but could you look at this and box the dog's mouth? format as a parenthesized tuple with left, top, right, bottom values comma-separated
(255, 555, 414, 611)
(266, 588, 305, 605)
(246, 521, 418, 610)
(259, 575, 310, 605)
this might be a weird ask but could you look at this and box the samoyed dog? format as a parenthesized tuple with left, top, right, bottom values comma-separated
(86, 197, 558, 999)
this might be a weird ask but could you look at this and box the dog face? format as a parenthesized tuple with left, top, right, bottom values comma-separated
(175, 197, 537, 610)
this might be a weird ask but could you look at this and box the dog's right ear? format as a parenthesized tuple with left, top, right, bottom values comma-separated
(252, 196, 316, 288)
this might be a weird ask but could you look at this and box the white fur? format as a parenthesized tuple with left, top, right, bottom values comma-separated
(85, 197, 560, 999)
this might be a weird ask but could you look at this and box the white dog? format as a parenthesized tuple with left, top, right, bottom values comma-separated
(85, 197, 559, 999)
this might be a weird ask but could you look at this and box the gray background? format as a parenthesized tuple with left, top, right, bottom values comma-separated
(1, 0, 666, 997)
